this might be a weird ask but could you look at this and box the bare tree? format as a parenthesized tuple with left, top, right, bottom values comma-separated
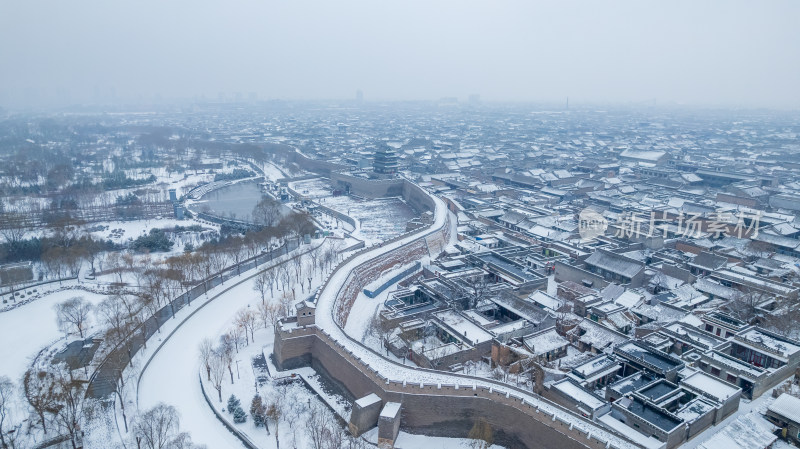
(234, 309, 257, 344)
(279, 265, 291, 293)
(243, 233, 262, 261)
(233, 311, 249, 346)
(283, 389, 302, 448)
(292, 256, 303, 285)
(52, 363, 85, 449)
(305, 259, 315, 292)
(253, 271, 270, 305)
(285, 211, 315, 245)
(252, 197, 283, 228)
(309, 245, 322, 275)
(55, 296, 93, 338)
(96, 293, 131, 345)
(305, 402, 328, 449)
(41, 247, 66, 282)
(207, 247, 227, 284)
(0, 376, 20, 449)
(366, 309, 391, 346)
(323, 245, 337, 272)
(112, 356, 139, 434)
(553, 303, 573, 329)
(106, 252, 126, 284)
(319, 407, 345, 449)
(218, 336, 235, 385)
(0, 212, 28, 247)
(727, 288, 768, 323)
(242, 310, 257, 343)
(22, 367, 59, 434)
(208, 350, 227, 402)
(265, 385, 285, 449)
(321, 246, 332, 273)
(168, 432, 204, 449)
(462, 275, 489, 310)
(278, 292, 294, 318)
(225, 238, 248, 275)
(259, 301, 283, 329)
(747, 240, 773, 258)
(265, 267, 278, 296)
(132, 403, 180, 449)
(198, 338, 214, 382)
(139, 292, 161, 337)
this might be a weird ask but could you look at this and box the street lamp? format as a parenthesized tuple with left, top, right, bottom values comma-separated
(235, 360, 241, 379)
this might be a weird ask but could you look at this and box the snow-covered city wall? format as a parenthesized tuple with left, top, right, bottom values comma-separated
(275, 185, 642, 449)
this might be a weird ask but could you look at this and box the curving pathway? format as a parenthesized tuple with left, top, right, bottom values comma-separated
(135, 241, 320, 448)
(137, 277, 260, 447)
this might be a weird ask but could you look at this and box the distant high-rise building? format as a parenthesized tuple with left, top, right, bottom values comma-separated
(356, 89, 364, 103)
(373, 146, 398, 175)
(468, 94, 481, 104)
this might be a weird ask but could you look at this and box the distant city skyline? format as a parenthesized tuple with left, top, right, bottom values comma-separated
(1, 0, 799, 110)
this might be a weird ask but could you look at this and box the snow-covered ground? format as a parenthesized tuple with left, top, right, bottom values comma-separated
(317, 195, 416, 245)
(343, 260, 425, 342)
(131, 227, 505, 449)
(0, 287, 107, 385)
(261, 162, 287, 182)
(136, 276, 270, 448)
(199, 326, 354, 449)
(87, 217, 217, 246)
(0, 285, 111, 448)
(289, 178, 331, 199)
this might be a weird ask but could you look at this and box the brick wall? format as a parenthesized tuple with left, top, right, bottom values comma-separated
(275, 326, 632, 449)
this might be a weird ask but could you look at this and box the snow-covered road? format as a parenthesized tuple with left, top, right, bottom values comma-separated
(137, 277, 259, 448)
(136, 241, 325, 448)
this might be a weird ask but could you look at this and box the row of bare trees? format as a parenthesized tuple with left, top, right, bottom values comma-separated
(250, 385, 367, 449)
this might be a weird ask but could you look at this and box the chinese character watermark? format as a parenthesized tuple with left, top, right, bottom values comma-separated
(578, 208, 608, 240)
(579, 208, 760, 241)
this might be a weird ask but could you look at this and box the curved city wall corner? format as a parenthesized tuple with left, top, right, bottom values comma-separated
(273, 190, 638, 449)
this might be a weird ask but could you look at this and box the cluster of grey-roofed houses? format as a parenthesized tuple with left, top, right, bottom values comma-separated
(280, 121, 800, 449)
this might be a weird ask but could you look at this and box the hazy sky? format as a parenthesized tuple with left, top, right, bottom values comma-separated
(1, 1, 798, 109)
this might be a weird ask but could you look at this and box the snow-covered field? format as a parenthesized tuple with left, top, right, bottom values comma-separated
(0, 285, 111, 449)
(289, 178, 332, 199)
(87, 218, 216, 246)
(0, 287, 107, 385)
(261, 162, 287, 182)
(318, 196, 416, 244)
